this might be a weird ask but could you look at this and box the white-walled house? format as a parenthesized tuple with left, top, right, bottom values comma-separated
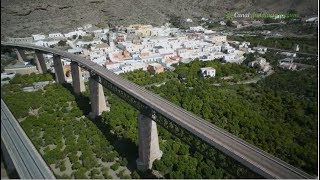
(249, 57, 272, 73)
(223, 54, 244, 63)
(202, 44, 222, 53)
(92, 56, 107, 65)
(253, 46, 268, 54)
(200, 52, 224, 61)
(211, 35, 227, 43)
(91, 43, 110, 55)
(105, 61, 121, 69)
(186, 18, 193, 22)
(64, 30, 87, 38)
(154, 46, 174, 55)
(32, 34, 46, 41)
(200, 67, 216, 77)
(280, 52, 297, 58)
(48, 33, 64, 39)
(119, 62, 147, 73)
(33, 40, 59, 47)
(220, 21, 226, 26)
(76, 40, 103, 48)
(190, 26, 205, 32)
(139, 53, 162, 63)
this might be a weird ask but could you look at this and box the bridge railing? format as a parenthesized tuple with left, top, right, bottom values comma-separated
(1, 42, 315, 179)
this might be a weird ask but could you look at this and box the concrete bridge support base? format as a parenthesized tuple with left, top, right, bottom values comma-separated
(14, 48, 27, 63)
(53, 55, 66, 83)
(136, 114, 162, 171)
(88, 77, 109, 118)
(34, 51, 47, 74)
(70, 61, 85, 95)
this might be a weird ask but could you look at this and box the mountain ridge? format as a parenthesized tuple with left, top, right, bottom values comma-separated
(1, 0, 318, 38)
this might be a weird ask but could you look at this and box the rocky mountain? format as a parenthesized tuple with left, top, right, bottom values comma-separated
(1, 0, 318, 38)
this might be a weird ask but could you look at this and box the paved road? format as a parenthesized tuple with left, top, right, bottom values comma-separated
(267, 47, 318, 56)
(1, 99, 55, 179)
(1, 42, 315, 179)
(212, 70, 274, 86)
(235, 22, 286, 30)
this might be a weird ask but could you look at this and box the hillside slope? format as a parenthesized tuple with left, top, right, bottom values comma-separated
(1, 0, 318, 38)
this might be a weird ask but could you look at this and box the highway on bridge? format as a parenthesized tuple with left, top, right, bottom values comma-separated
(1, 42, 315, 179)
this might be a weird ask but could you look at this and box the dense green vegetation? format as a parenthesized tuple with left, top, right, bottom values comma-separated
(118, 60, 318, 176)
(121, 70, 177, 86)
(238, 23, 318, 35)
(228, 35, 318, 54)
(1, 83, 131, 179)
(121, 60, 257, 87)
(8, 73, 53, 86)
(151, 74, 317, 176)
(2, 53, 317, 178)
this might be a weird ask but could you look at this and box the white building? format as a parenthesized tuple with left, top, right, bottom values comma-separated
(249, 57, 272, 73)
(280, 52, 297, 58)
(220, 21, 226, 26)
(76, 40, 103, 48)
(239, 42, 250, 49)
(200, 67, 216, 77)
(223, 54, 244, 64)
(105, 61, 121, 70)
(119, 62, 147, 73)
(210, 52, 224, 60)
(32, 34, 46, 41)
(154, 46, 174, 55)
(305, 17, 318, 24)
(221, 43, 235, 53)
(48, 33, 64, 39)
(64, 30, 87, 38)
(186, 18, 193, 22)
(139, 53, 162, 63)
(209, 35, 227, 44)
(190, 26, 205, 32)
(7, 37, 33, 44)
(34, 40, 59, 47)
(253, 46, 268, 54)
(279, 62, 297, 70)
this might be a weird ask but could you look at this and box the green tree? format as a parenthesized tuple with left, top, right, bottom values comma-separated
(58, 40, 67, 46)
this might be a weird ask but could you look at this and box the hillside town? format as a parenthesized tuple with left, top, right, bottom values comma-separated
(3, 13, 318, 83)
(4, 22, 275, 78)
(1, 0, 318, 178)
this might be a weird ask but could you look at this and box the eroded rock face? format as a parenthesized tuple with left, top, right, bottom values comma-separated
(1, 0, 318, 38)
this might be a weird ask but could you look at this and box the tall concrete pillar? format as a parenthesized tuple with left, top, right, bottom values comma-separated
(14, 48, 26, 63)
(53, 55, 66, 83)
(89, 77, 108, 118)
(136, 114, 163, 171)
(70, 61, 85, 95)
(34, 50, 47, 73)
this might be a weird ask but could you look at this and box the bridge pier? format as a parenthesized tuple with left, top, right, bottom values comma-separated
(88, 77, 109, 118)
(53, 55, 66, 83)
(70, 61, 85, 95)
(34, 50, 47, 74)
(136, 114, 162, 171)
(13, 48, 26, 63)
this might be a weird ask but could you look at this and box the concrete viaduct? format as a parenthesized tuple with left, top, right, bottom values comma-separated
(1, 42, 315, 179)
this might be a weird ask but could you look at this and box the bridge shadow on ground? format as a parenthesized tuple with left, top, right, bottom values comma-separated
(61, 83, 154, 177)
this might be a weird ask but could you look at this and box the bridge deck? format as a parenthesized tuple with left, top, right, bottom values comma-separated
(1, 42, 315, 179)
(1, 99, 55, 179)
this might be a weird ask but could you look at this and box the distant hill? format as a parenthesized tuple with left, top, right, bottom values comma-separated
(1, 0, 318, 38)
